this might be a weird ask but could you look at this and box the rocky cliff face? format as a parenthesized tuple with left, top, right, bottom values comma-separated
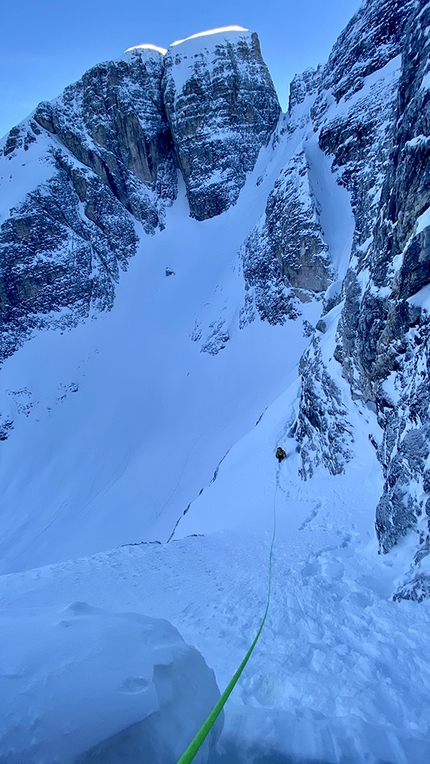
(322, 0, 415, 101)
(331, 0, 430, 576)
(232, 0, 430, 595)
(33, 47, 177, 225)
(0, 47, 176, 362)
(361, 0, 430, 597)
(241, 145, 332, 327)
(162, 29, 280, 220)
(238, 0, 414, 482)
(282, 0, 430, 597)
(0, 30, 279, 363)
(2, 5, 430, 597)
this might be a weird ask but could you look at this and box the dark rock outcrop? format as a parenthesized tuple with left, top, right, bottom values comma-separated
(33, 47, 177, 228)
(298, 0, 430, 593)
(294, 336, 353, 479)
(322, 0, 415, 102)
(281, 0, 409, 479)
(241, 146, 331, 325)
(288, 68, 323, 112)
(0, 34, 280, 361)
(0, 151, 138, 360)
(0, 47, 177, 362)
(337, 1, 430, 569)
(162, 29, 280, 220)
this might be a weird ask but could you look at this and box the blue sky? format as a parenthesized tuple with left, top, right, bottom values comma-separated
(0, 0, 361, 138)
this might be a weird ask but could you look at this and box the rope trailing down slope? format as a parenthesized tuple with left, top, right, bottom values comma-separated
(176, 473, 279, 764)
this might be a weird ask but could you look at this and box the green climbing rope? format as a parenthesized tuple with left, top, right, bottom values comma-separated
(176, 480, 278, 764)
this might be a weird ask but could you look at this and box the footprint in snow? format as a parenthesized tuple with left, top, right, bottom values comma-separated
(299, 501, 323, 530)
(119, 677, 150, 694)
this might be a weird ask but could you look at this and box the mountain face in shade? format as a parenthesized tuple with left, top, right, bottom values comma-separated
(0, 29, 279, 364)
(162, 29, 280, 220)
(1, 1, 430, 610)
(0, 46, 175, 364)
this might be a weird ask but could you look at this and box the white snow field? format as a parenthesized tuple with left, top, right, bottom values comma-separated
(2, 453, 430, 763)
(1, 50, 430, 763)
(0, 106, 319, 575)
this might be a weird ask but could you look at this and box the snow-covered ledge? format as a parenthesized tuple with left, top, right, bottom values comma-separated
(0, 602, 222, 764)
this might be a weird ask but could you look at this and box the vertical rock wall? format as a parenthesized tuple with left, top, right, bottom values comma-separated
(162, 29, 280, 220)
(0, 33, 280, 361)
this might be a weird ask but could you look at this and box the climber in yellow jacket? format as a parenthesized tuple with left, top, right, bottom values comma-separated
(275, 447, 287, 463)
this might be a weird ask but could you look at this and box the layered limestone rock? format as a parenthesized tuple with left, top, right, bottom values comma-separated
(322, 0, 415, 102)
(333, 0, 430, 565)
(0, 33, 281, 361)
(322, 55, 403, 398)
(33, 47, 177, 226)
(291, 0, 430, 595)
(280, 0, 408, 479)
(0, 151, 138, 361)
(288, 68, 323, 112)
(241, 146, 332, 326)
(293, 336, 353, 479)
(365, 1, 430, 594)
(0, 47, 176, 362)
(236, 0, 418, 485)
(162, 28, 280, 220)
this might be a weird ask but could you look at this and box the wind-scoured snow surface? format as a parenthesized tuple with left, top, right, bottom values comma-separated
(0, 602, 221, 764)
(1, 13, 430, 764)
(1, 136, 429, 762)
(0, 132, 313, 575)
(2, 466, 430, 763)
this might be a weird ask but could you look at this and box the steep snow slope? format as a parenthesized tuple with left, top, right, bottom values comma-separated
(1, 2, 430, 761)
(0, 130, 322, 574)
(2, 445, 430, 762)
(2, 2, 429, 587)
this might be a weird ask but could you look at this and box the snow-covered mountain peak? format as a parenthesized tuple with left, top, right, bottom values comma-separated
(122, 43, 167, 58)
(170, 25, 249, 48)
(2, 3, 430, 759)
(163, 27, 280, 220)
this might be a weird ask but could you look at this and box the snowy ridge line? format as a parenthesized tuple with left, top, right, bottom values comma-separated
(176, 473, 279, 764)
(168, 446, 233, 544)
(170, 26, 249, 48)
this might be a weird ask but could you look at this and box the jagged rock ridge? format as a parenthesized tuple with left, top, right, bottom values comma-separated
(162, 29, 280, 220)
(1, 4, 430, 601)
(0, 29, 280, 363)
(0, 47, 176, 362)
(288, 0, 430, 597)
